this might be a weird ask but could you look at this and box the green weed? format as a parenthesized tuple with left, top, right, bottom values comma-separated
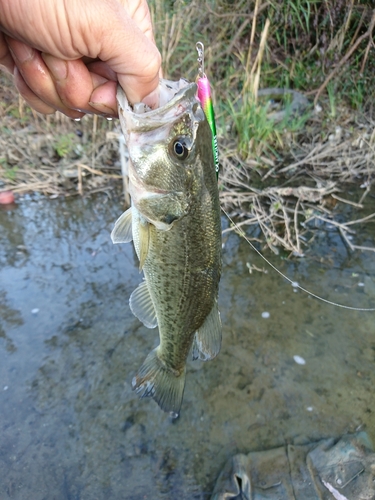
(0, 157, 18, 181)
(226, 91, 310, 161)
(342, 76, 366, 110)
(54, 133, 76, 158)
(1, 164, 19, 182)
(327, 82, 337, 118)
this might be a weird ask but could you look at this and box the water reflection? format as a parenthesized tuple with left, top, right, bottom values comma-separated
(0, 290, 21, 353)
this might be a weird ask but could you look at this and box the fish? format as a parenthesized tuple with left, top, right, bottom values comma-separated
(111, 79, 222, 416)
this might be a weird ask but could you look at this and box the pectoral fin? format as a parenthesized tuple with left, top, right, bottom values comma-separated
(111, 207, 133, 243)
(138, 220, 150, 271)
(129, 280, 157, 329)
(192, 300, 222, 361)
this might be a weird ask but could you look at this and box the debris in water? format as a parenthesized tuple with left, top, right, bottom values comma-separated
(261, 311, 270, 319)
(322, 479, 349, 500)
(293, 355, 306, 365)
(0, 191, 15, 205)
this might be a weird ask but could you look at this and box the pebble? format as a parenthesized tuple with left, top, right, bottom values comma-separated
(261, 311, 270, 319)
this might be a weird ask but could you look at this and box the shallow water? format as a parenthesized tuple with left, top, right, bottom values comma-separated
(0, 193, 374, 499)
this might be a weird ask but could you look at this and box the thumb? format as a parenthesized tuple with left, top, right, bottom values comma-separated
(93, 2, 161, 107)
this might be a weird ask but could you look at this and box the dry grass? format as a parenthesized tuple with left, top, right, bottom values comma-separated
(220, 115, 375, 254)
(1, 1, 375, 252)
(0, 74, 122, 198)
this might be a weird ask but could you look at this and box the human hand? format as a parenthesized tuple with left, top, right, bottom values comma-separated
(0, 0, 161, 118)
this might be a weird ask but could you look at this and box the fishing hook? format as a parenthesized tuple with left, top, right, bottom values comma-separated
(196, 41, 205, 78)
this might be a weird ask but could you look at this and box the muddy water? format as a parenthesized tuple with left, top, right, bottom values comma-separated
(0, 194, 374, 499)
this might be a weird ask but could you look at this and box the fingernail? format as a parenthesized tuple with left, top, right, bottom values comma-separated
(8, 43, 34, 63)
(42, 54, 67, 80)
(88, 102, 117, 116)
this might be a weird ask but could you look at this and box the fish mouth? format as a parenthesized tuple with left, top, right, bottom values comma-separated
(117, 79, 198, 133)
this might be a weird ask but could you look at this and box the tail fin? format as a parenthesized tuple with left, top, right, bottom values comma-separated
(132, 348, 186, 417)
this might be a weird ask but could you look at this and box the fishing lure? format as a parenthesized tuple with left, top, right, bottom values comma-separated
(196, 42, 219, 179)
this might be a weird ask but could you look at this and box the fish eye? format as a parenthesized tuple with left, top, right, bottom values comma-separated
(170, 137, 191, 161)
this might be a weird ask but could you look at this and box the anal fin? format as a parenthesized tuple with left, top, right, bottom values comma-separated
(192, 300, 222, 361)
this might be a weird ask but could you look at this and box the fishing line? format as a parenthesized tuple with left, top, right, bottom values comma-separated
(194, 41, 374, 312)
(221, 207, 375, 312)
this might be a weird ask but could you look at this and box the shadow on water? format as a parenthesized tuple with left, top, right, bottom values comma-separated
(0, 193, 374, 499)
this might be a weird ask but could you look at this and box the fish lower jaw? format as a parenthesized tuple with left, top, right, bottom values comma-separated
(130, 185, 177, 210)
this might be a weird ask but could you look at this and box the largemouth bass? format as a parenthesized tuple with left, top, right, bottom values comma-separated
(111, 79, 222, 416)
